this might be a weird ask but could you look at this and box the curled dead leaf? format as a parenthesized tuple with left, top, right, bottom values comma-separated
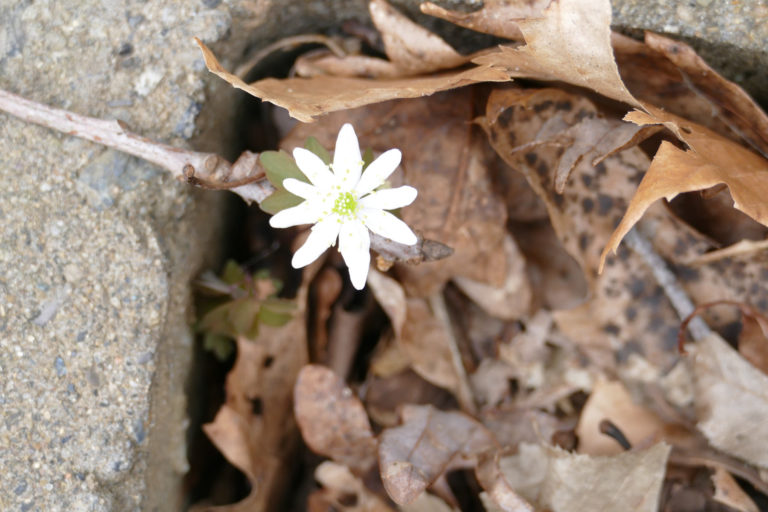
(379, 405, 496, 504)
(600, 107, 768, 271)
(294, 365, 377, 473)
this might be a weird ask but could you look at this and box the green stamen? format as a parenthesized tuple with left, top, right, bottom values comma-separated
(332, 191, 358, 218)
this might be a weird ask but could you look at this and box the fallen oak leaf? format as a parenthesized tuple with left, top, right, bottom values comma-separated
(472, 0, 641, 108)
(379, 404, 497, 505)
(600, 105, 768, 271)
(195, 38, 510, 123)
(294, 365, 377, 473)
(643, 31, 768, 159)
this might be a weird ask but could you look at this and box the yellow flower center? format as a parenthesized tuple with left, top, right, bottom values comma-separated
(332, 191, 358, 218)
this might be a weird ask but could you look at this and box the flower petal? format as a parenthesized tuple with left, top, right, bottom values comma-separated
(360, 208, 417, 245)
(338, 219, 371, 290)
(283, 178, 319, 200)
(269, 201, 322, 228)
(355, 149, 402, 196)
(291, 216, 341, 268)
(359, 186, 417, 210)
(333, 123, 363, 189)
(293, 147, 335, 188)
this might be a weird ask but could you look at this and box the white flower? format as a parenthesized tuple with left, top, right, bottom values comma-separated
(269, 123, 418, 290)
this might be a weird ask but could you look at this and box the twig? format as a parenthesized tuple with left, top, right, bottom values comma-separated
(429, 291, 477, 415)
(0, 88, 272, 203)
(0, 87, 450, 263)
(624, 228, 712, 342)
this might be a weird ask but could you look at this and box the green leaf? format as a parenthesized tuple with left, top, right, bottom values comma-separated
(221, 260, 245, 285)
(258, 306, 293, 327)
(260, 189, 304, 215)
(362, 147, 374, 170)
(305, 136, 331, 165)
(260, 150, 308, 187)
(229, 299, 260, 338)
(199, 301, 235, 336)
(262, 297, 296, 314)
(203, 332, 235, 361)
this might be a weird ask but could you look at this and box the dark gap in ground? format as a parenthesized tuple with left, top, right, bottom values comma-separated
(182, 43, 319, 510)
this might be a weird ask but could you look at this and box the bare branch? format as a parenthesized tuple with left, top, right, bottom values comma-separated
(0, 88, 272, 202)
(0, 87, 450, 263)
(624, 228, 712, 342)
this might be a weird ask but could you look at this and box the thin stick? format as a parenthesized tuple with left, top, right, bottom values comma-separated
(0, 87, 449, 263)
(0, 87, 272, 203)
(623, 228, 712, 342)
(429, 291, 477, 415)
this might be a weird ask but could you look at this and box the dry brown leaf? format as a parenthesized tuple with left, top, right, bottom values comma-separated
(452, 235, 531, 321)
(480, 408, 565, 450)
(576, 379, 667, 455)
(294, 52, 404, 79)
(364, 370, 458, 428)
(398, 492, 459, 512)
(420, 0, 550, 41)
(479, 87, 709, 370)
(368, 269, 407, 339)
(510, 221, 587, 310)
(475, 453, 535, 512)
(195, 38, 509, 122)
(399, 298, 459, 393)
(685, 239, 768, 266)
(691, 333, 768, 469)
(478, 87, 646, 282)
(711, 466, 760, 512)
(294, 365, 377, 473)
(311, 461, 395, 512)
(295, 0, 471, 80)
(643, 31, 768, 158)
(379, 404, 497, 504)
(489, 442, 670, 512)
(200, 305, 309, 511)
(310, 266, 343, 363)
(370, 0, 467, 75)
(600, 106, 768, 270)
(611, 32, 742, 140)
(470, 359, 516, 408)
(738, 309, 768, 376)
(472, 0, 641, 107)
